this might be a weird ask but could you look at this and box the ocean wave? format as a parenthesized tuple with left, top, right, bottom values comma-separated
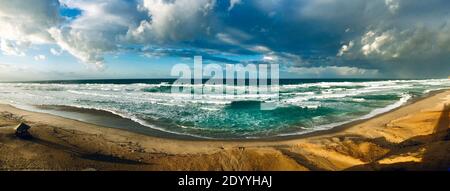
(277, 93, 412, 137)
(43, 104, 215, 139)
(0, 79, 448, 139)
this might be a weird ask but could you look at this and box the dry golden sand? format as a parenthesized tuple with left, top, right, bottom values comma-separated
(0, 90, 449, 171)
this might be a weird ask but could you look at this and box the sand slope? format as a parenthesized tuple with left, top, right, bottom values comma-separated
(0, 90, 449, 171)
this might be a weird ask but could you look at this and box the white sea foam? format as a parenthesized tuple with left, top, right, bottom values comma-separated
(0, 79, 449, 139)
(277, 93, 412, 137)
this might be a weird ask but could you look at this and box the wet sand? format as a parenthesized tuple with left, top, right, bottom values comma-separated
(0, 90, 449, 171)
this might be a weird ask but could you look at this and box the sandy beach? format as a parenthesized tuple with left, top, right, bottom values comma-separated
(0, 90, 449, 171)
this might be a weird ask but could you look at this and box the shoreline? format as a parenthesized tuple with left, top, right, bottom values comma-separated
(275, 88, 450, 141)
(0, 90, 449, 170)
(6, 88, 447, 142)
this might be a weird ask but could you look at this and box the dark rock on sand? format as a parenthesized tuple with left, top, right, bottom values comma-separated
(14, 122, 32, 139)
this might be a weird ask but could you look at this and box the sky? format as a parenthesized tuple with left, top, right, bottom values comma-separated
(0, 0, 449, 81)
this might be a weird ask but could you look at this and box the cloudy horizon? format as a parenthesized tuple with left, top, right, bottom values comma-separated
(0, 0, 449, 81)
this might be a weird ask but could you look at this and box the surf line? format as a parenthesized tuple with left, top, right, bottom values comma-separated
(170, 56, 280, 110)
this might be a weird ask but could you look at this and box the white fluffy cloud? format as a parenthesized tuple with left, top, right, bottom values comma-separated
(0, 0, 61, 44)
(127, 0, 216, 42)
(48, 0, 147, 69)
(34, 54, 47, 61)
(228, 0, 242, 11)
(0, 39, 26, 56)
(47, 0, 217, 68)
(289, 66, 379, 77)
(385, 0, 400, 13)
(0, 0, 61, 56)
(337, 41, 354, 56)
(340, 25, 450, 62)
(0, 0, 448, 78)
(360, 31, 394, 57)
(50, 48, 63, 56)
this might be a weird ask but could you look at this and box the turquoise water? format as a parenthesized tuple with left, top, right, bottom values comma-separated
(0, 79, 449, 139)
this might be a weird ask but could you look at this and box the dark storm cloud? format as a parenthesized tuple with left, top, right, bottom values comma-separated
(1, 0, 449, 77)
(218, 0, 450, 78)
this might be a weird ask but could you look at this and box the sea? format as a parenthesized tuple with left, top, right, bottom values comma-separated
(0, 79, 449, 139)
